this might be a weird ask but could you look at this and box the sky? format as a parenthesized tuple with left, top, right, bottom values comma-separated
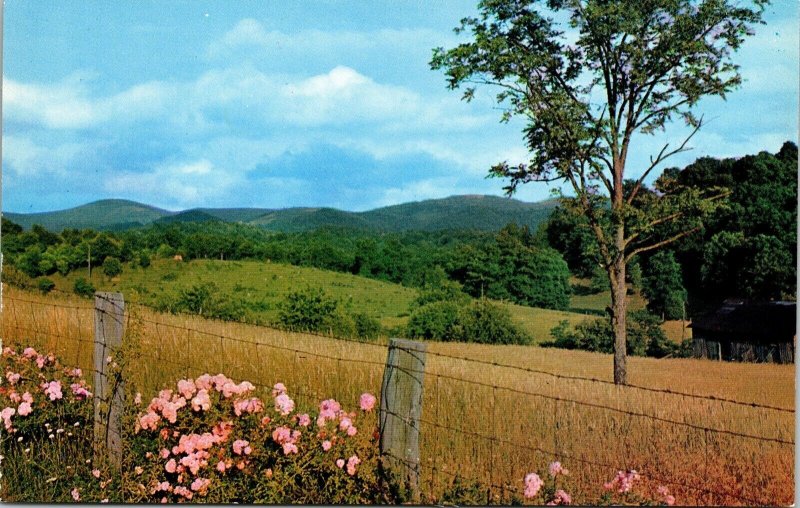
(2, 1, 797, 213)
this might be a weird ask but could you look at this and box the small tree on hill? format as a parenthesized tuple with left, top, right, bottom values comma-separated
(432, 0, 766, 383)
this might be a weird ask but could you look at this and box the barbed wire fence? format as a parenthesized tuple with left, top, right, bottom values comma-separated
(1, 286, 794, 506)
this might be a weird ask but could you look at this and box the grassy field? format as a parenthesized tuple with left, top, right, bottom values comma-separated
(40, 258, 690, 343)
(2, 286, 793, 505)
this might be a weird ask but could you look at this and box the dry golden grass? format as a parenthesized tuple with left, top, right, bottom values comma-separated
(1, 285, 793, 505)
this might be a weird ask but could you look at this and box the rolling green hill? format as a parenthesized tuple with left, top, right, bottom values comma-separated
(4, 195, 559, 233)
(4, 199, 169, 231)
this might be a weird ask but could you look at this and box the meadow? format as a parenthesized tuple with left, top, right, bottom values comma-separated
(2, 284, 792, 505)
(39, 258, 695, 344)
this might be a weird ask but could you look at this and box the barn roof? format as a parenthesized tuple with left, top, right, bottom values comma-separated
(691, 300, 796, 341)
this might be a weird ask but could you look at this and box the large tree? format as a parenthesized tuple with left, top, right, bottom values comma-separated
(431, 0, 767, 383)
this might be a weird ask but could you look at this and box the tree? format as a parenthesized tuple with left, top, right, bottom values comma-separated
(103, 257, 123, 278)
(432, 0, 766, 383)
(642, 251, 686, 320)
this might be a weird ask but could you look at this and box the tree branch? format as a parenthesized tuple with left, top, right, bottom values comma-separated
(626, 118, 703, 205)
(624, 226, 701, 263)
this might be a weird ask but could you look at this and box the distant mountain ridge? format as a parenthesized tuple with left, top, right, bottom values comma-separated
(3, 195, 559, 233)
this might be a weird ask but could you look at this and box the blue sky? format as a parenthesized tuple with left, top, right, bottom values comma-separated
(3, 1, 797, 213)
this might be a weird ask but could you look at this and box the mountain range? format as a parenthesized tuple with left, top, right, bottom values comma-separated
(3, 195, 559, 233)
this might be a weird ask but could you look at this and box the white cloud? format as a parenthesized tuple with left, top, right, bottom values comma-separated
(2, 135, 89, 176)
(3, 76, 175, 130)
(103, 158, 238, 209)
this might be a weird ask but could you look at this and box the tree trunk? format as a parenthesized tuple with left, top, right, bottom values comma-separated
(610, 229, 627, 385)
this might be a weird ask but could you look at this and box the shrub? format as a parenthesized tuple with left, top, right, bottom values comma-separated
(277, 287, 339, 333)
(412, 279, 470, 308)
(0, 345, 103, 502)
(37, 277, 56, 294)
(455, 299, 532, 345)
(73, 277, 96, 298)
(406, 301, 462, 340)
(125, 375, 390, 504)
(102, 257, 123, 277)
(173, 282, 245, 321)
(546, 310, 670, 357)
(138, 252, 151, 269)
(352, 312, 382, 341)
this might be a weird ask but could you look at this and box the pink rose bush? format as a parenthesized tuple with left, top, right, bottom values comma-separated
(1, 344, 110, 502)
(127, 373, 385, 503)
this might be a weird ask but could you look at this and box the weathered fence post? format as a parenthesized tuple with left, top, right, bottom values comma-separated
(379, 338, 427, 502)
(94, 292, 124, 470)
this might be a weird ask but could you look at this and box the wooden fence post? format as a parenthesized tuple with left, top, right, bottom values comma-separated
(94, 292, 125, 470)
(379, 338, 427, 502)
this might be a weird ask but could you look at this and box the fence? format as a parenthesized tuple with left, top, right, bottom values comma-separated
(1, 285, 795, 505)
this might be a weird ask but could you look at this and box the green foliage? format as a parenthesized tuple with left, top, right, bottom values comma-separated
(456, 299, 532, 345)
(138, 252, 151, 268)
(406, 301, 462, 341)
(407, 298, 530, 345)
(642, 251, 687, 320)
(171, 282, 245, 321)
(276, 287, 369, 339)
(73, 277, 96, 298)
(589, 265, 608, 294)
(412, 279, 471, 308)
(37, 277, 56, 294)
(352, 312, 383, 341)
(102, 257, 123, 277)
(547, 310, 680, 358)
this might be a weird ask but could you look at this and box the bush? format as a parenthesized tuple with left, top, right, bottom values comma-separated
(37, 277, 56, 294)
(125, 375, 390, 503)
(546, 310, 672, 357)
(455, 299, 532, 345)
(0, 345, 101, 502)
(173, 282, 245, 321)
(277, 287, 339, 333)
(138, 252, 151, 269)
(102, 257, 123, 277)
(352, 313, 383, 341)
(412, 279, 471, 308)
(406, 301, 462, 340)
(73, 277, 96, 298)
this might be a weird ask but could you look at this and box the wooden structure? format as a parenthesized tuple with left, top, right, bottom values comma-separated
(691, 300, 795, 364)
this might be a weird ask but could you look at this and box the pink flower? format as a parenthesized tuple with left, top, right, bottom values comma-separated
(9, 392, 21, 403)
(139, 411, 161, 431)
(17, 402, 32, 417)
(43, 380, 63, 401)
(321, 440, 332, 451)
(165, 459, 177, 473)
(272, 382, 287, 396)
(36, 355, 46, 369)
(70, 383, 93, 400)
(282, 442, 298, 455)
(160, 448, 170, 459)
(216, 460, 227, 473)
(174, 486, 193, 500)
(339, 417, 352, 431)
(22, 347, 38, 359)
(71, 488, 80, 501)
(191, 389, 211, 411)
(135, 466, 144, 475)
(605, 470, 640, 493)
(92, 469, 101, 479)
(234, 397, 264, 416)
(524, 472, 543, 499)
(68, 368, 83, 378)
(232, 439, 252, 456)
(1, 407, 16, 430)
(190, 477, 210, 493)
(346, 425, 358, 437)
(319, 399, 341, 422)
(177, 379, 197, 399)
(274, 393, 295, 415)
(346, 454, 361, 476)
(548, 489, 571, 505)
(548, 461, 568, 477)
(5, 371, 21, 385)
(665, 495, 676, 506)
(297, 413, 311, 427)
(22, 392, 33, 403)
(272, 426, 292, 444)
(336, 459, 345, 469)
(359, 393, 377, 411)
